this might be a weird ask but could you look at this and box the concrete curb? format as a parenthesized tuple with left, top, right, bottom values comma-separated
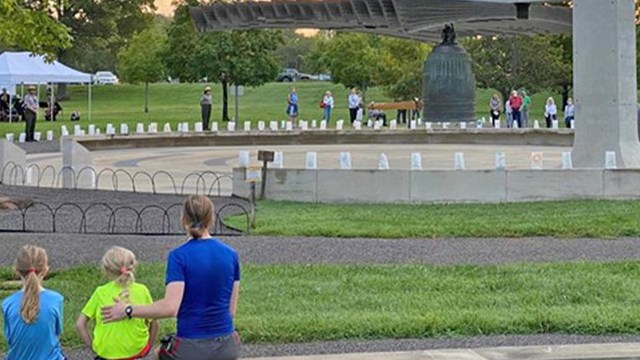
(74, 129, 574, 151)
(248, 343, 640, 359)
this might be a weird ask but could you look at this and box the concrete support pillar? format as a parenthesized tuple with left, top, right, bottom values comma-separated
(0, 139, 27, 184)
(572, 0, 640, 168)
(62, 138, 93, 189)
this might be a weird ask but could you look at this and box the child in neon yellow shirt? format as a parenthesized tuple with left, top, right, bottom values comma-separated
(76, 247, 158, 360)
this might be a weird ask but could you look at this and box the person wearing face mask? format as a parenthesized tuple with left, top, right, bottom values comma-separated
(564, 98, 575, 129)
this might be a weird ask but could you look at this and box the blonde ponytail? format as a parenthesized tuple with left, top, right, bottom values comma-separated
(102, 247, 137, 302)
(14, 245, 48, 324)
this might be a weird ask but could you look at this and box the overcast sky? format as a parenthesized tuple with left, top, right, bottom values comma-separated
(155, 0, 173, 16)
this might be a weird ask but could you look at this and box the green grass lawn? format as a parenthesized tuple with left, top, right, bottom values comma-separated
(3, 261, 640, 352)
(0, 82, 559, 138)
(227, 200, 640, 239)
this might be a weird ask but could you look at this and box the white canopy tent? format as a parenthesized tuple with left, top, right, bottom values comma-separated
(0, 51, 93, 123)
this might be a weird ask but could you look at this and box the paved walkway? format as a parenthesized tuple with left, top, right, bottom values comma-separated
(248, 342, 640, 359)
(4, 234, 640, 268)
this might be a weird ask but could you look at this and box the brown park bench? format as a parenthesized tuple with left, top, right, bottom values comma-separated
(368, 101, 422, 111)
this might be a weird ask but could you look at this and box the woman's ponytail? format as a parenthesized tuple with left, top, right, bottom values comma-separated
(181, 195, 215, 239)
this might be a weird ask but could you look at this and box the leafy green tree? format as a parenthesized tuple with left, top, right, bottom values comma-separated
(309, 32, 380, 98)
(0, 0, 71, 58)
(50, 0, 155, 73)
(463, 35, 565, 103)
(275, 30, 316, 72)
(164, 0, 200, 83)
(118, 27, 167, 113)
(548, 35, 573, 107)
(377, 37, 431, 101)
(192, 30, 284, 121)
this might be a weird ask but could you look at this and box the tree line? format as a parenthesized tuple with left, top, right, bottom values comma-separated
(3, 0, 640, 116)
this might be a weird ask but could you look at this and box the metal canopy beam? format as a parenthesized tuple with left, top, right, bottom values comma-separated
(189, 0, 572, 42)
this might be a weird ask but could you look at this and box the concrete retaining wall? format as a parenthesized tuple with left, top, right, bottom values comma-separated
(77, 129, 573, 151)
(233, 168, 639, 204)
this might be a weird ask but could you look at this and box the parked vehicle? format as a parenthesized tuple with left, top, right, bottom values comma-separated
(94, 71, 119, 85)
(299, 73, 313, 81)
(277, 68, 300, 82)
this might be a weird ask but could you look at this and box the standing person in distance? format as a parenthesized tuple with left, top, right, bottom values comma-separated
(348, 88, 360, 124)
(545, 97, 558, 128)
(564, 98, 575, 128)
(321, 91, 334, 124)
(489, 93, 502, 128)
(505, 95, 513, 128)
(287, 87, 299, 126)
(23, 85, 39, 142)
(508, 90, 523, 128)
(520, 90, 531, 128)
(2, 245, 66, 360)
(201, 86, 213, 131)
(101, 195, 242, 360)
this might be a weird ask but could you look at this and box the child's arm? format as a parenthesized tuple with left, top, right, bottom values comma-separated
(75, 314, 93, 349)
(148, 320, 159, 345)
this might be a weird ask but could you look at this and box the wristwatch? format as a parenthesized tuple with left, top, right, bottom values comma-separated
(124, 305, 133, 319)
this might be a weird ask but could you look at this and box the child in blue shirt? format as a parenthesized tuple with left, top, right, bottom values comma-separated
(2, 245, 65, 360)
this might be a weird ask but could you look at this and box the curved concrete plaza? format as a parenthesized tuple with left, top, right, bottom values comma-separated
(25, 143, 570, 195)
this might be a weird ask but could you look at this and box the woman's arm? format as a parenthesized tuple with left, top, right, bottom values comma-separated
(230, 281, 240, 319)
(75, 314, 93, 349)
(101, 282, 185, 322)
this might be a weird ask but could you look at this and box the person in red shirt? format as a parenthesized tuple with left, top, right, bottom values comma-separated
(508, 90, 523, 128)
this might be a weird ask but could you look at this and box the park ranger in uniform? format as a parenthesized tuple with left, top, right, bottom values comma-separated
(23, 85, 39, 142)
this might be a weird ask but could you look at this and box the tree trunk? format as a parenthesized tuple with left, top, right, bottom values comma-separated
(561, 84, 571, 109)
(221, 78, 230, 122)
(511, 39, 519, 89)
(57, 83, 69, 101)
(144, 82, 149, 113)
(501, 88, 510, 107)
(361, 84, 367, 118)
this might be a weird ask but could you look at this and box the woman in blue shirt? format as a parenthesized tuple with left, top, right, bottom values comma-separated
(2, 245, 65, 360)
(287, 87, 299, 126)
(101, 195, 241, 360)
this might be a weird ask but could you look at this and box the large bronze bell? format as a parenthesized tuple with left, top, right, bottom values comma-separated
(423, 24, 477, 123)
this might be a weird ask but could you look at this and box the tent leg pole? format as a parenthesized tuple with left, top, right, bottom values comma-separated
(51, 83, 55, 122)
(88, 82, 92, 122)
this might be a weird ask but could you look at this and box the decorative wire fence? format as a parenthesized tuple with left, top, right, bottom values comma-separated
(1, 162, 234, 197)
(0, 200, 249, 235)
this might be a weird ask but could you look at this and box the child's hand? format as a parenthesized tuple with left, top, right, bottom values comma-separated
(101, 297, 127, 323)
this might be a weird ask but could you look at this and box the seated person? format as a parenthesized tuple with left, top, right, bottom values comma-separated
(44, 102, 62, 121)
(6, 96, 24, 121)
(367, 102, 387, 125)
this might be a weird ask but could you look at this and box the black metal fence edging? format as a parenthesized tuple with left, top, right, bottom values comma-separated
(0, 200, 250, 236)
(1, 163, 233, 197)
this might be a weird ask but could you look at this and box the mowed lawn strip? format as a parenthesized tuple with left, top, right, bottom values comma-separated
(3, 261, 640, 351)
(0, 82, 560, 138)
(225, 200, 640, 239)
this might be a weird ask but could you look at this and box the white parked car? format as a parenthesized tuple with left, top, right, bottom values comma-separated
(94, 71, 119, 85)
